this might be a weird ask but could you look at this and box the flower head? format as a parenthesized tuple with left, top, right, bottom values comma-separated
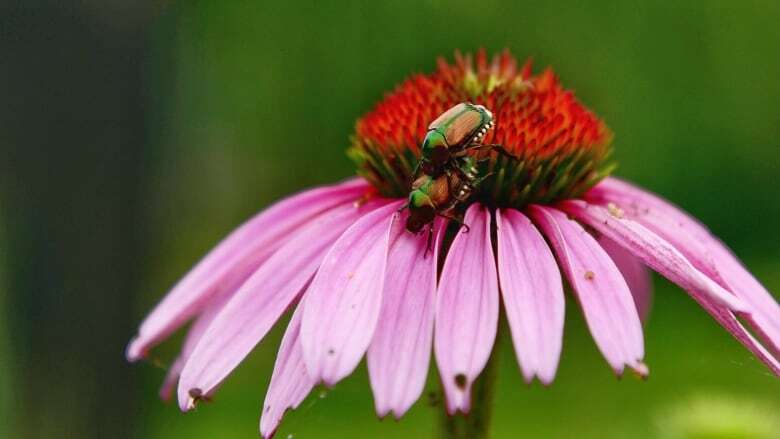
(127, 50, 780, 438)
(349, 50, 613, 208)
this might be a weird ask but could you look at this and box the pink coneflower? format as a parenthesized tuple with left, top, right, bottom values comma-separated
(127, 50, 780, 437)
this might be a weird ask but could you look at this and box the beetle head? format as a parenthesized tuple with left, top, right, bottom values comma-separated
(406, 205, 435, 233)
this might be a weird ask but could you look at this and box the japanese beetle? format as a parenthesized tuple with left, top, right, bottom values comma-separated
(414, 102, 516, 178)
(404, 157, 485, 234)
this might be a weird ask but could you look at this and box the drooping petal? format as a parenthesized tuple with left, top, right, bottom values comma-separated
(260, 304, 316, 439)
(496, 209, 564, 384)
(301, 202, 402, 386)
(709, 242, 780, 356)
(688, 291, 780, 376)
(367, 217, 446, 418)
(588, 177, 780, 355)
(561, 200, 745, 312)
(435, 204, 499, 414)
(159, 294, 230, 400)
(127, 178, 368, 361)
(529, 205, 645, 376)
(598, 236, 653, 323)
(176, 200, 384, 410)
(563, 200, 779, 375)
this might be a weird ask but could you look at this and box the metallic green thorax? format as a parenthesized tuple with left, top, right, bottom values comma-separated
(408, 177, 434, 208)
(419, 130, 448, 165)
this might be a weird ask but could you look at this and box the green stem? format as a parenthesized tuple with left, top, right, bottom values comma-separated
(439, 340, 501, 439)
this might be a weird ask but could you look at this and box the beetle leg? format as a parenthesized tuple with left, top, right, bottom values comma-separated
(453, 193, 469, 203)
(449, 160, 476, 183)
(423, 223, 434, 259)
(437, 211, 470, 233)
(459, 143, 520, 161)
(397, 202, 409, 213)
(485, 144, 521, 161)
(471, 171, 494, 186)
(411, 159, 422, 179)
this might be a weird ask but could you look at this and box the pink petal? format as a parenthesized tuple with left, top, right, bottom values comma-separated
(301, 202, 402, 386)
(561, 200, 745, 312)
(434, 204, 499, 414)
(710, 242, 780, 356)
(159, 295, 229, 400)
(588, 178, 719, 277)
(260, 304, 316, 439)
(176, 200, 383, 410)
(127, 178, 368, 361)
(598, 236, 653, 323)
(588, 177, 780, 355)
(367, 217, 446, 418)
(529, 205, 645, 376)
(688, 291, 780, 376)
(496, 209, 564, 385)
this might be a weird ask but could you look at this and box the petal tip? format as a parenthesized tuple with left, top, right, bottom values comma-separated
(710, 282, 750, 314)
(444, 375, 472, 415)
(125, 337, 145, 362)
(374, 406, 390, 420)
(537, 371, 557, 386)
(520, 369, 556, 386)
(259, 423, 278, 439)
(632, 361, 650, 380)
(158, 386, 173, 402)
(178, 387, 206, 412)
(520, 371, 535, 385)
(319, 368, 345, 389)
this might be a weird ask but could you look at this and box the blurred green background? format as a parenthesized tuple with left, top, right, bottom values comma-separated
(2, 1, 779, 438)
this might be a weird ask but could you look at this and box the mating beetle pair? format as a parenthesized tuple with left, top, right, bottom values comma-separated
(402, 102, 517, 236)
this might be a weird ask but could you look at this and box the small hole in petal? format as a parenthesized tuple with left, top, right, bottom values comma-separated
(584, 271, 595, 280)
(454, 374, 467, 390)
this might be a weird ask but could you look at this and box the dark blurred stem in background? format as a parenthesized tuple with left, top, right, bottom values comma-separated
(0, 2, 157, 437)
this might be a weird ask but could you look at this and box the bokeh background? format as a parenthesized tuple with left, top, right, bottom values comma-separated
(2, 1, 779, 438)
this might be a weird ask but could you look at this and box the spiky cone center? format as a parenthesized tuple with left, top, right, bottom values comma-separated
(348, 50, 615, 209)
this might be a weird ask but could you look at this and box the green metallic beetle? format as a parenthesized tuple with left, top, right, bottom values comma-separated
(404, 157, 487, 235)
(413, 102, 513, 178)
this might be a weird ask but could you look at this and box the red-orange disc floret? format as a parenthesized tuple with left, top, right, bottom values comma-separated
(350, 50, 614, 206)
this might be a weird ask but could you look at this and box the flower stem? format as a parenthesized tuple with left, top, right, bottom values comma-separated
(439, 339, 501, 439)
